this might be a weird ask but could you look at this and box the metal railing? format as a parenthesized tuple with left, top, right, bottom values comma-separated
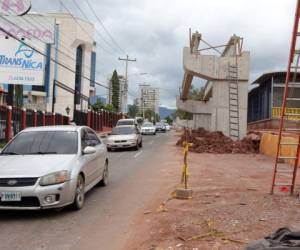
(272, 107, 300, 121)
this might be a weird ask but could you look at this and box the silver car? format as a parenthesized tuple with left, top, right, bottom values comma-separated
(0, 126, 108, 211)
(106, 125, 142, 151)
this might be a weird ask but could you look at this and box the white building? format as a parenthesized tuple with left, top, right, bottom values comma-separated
(107, 74, 127, 113)
(1, 13, 97, 118)
(139, 84, 160, 115)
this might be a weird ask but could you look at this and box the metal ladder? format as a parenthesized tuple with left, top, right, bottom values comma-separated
(228, 61, 240, 140)
(271, 0, 300, 195)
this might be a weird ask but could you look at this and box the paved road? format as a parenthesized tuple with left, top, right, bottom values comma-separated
(0, 132, 174, 250)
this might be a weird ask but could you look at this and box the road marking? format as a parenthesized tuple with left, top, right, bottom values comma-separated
(134, 151, 143, 158)
(149, 140, 154, 145)
(116, 152, 125, 159)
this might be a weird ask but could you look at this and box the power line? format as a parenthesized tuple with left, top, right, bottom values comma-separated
(0, 15, 110, 91)
(58, 0, 116, 57)
(71, 0, 122, 55)
(85, 0, 126, 55)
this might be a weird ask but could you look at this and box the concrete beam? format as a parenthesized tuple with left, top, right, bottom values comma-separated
(176, 96, 212, 114)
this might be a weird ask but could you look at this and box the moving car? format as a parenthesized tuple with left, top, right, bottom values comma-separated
(0, 126, 108, 211)
(141, 122, 156, 135)
(106, 125, 142, 151)
(155, 122, 166, 133)
(116, 119, 138, 127)
(165, 124, 171, 131)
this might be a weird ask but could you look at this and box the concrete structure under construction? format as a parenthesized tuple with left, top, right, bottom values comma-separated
(177, 32, 250, 139)
(107, 75, 127, 113)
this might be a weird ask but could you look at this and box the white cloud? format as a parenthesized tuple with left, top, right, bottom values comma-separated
(32, 0, 297, 108)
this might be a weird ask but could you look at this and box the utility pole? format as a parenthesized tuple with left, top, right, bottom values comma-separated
(118, 55, 136, 113)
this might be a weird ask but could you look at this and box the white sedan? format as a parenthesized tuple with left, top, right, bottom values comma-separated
(106, 125, 142, 151)
(0, 126, 108, 211)
(141, 122, 156, 135)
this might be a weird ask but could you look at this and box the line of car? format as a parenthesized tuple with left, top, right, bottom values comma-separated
(106, 119, 170, 151)
(0, 118, 171, 212)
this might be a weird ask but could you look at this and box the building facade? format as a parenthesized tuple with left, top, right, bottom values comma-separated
(248, 71, 300, 125)
(107, 75, 127, 113)
(139, 84, 160, 115)
(0, 13, 97, 118)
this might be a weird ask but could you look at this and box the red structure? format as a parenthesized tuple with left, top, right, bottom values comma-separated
(0, 105, 122, 143)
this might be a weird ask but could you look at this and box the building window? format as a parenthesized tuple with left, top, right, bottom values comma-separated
(74, 45, 83, 106)
(90, 52, 96, 87)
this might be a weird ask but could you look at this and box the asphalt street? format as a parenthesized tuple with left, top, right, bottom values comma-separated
(0, 131, 174, 250)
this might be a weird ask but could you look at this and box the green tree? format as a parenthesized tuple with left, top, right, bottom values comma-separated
(172, 109, 193, 120)
(104, 104, 115, 112)
(91, 98, 104, 111)
(144, 109, 160, 123)
(165, 116, 173, 124)
(188, 85, 205, 101)
(111, 70, 120, 111)
(128, 104, 139, 118)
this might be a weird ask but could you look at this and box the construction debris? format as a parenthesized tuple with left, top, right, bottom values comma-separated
(176, 128, 261, 154)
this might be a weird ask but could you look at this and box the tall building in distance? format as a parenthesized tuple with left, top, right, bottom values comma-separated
(107, 75, 127, 113)
(139, 84, 160, 115)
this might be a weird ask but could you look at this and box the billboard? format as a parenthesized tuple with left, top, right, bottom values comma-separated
(0, 37, 45, 86)
(0, 15, 55, 44)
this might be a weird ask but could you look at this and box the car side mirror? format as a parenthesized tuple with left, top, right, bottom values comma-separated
(83, 146, 96, 155)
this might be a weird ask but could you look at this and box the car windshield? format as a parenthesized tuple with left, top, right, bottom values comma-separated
(111, 127, 135, 135)
(1, 131, 78, 155)
(142, 123, 153, 128)
(117, 121, 134, 126)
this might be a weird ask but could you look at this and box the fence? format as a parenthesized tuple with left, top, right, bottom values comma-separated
(272, 107, 300, 121)
(0, 105, 124, 143)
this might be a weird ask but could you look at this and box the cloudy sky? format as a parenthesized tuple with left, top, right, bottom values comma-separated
(31, 0, 296, 108)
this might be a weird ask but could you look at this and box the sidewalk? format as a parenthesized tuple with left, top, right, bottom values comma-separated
(123, 134, 300, 250)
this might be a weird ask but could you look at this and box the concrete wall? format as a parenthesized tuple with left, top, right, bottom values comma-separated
(210, 80, 248, 138)
(183, 47, 250, 82)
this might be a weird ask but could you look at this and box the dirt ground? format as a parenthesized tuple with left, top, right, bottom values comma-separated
(124, 133, 300, 250)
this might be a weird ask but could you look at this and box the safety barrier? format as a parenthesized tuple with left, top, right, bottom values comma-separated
(272, 107, 300, 121)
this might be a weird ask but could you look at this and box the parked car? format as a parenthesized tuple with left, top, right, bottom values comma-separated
(141, 122, 156, 135)
(155, 122, 166, 133)
(0, 126, 108, 211)
(106, 125, 142, 151)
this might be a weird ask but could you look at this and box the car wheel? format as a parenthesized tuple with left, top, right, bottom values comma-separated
(99, 161, 108, 186)
(107, 147, 112, 152)
(139, 140, 143, 148)
(72, 175, 85, 210)
(134, 141, 139, 151)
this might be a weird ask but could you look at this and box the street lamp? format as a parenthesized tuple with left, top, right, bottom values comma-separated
(65, 106, 71, 116)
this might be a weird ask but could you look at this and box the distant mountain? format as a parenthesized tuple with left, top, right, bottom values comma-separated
(159, 106, 176, 119)
(90, 95, 107, 105)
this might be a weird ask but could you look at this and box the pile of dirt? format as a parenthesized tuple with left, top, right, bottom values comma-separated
(176, 128, 261, 154)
